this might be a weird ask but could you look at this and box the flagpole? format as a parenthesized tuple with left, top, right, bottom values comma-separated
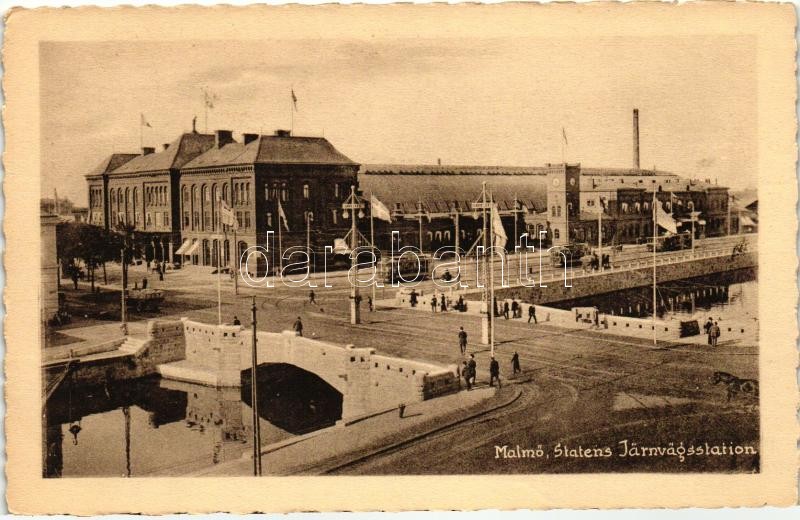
(278, 211, 283, 273)
(489, 191, 495, 358)
(370, 192, 376, 308)
(652, 183, 657, 347)
(598, 207, 603, 272)
(418, 199, 423, 253)
(290, 90, 294, 136)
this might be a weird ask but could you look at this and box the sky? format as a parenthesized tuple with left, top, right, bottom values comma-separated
(40, 35, 758, 205)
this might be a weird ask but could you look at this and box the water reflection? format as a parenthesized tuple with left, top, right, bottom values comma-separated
(43, 364, 342, 477)
(550, 268, 757, 322)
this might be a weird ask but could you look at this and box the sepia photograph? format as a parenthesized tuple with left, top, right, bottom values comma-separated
(4, 2, 797, 513)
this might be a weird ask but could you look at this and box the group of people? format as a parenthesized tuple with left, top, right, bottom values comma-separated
(493, 297, 537, 324)
(584, 253, 611, 272)
(704, 317, 722, 347)
(457, 326, 522, 390)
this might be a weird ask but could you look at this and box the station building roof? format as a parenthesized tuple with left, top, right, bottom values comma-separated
(182, 134, 357, 169)
(85, 153, 139, 178)
(111, 133, 215, 175)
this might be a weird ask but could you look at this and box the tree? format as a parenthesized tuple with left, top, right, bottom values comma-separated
(56, 222, 123, 292)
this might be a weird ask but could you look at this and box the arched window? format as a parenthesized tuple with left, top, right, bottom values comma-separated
(191, 185, 199, 229)
(222, 183, 228, 204)
(444, 230, 451, 241)
(303, 182, 310, 199)
(687, 201, 694, 211)
(643, 201, 650, 212)
(211, 184, 218, 230)
(426, 231, 433, 241)
(281, 182, 289, 201)
(246, 183, 251, 204)
(202, 184, 210, 229)
(133, 188, 139, 225)
(665, 201, 672, 212)
(264, 185, 270, 201)
(621, 202, 629, 213)
(434, 231, 442, 242)
(635, 202, 641, 212)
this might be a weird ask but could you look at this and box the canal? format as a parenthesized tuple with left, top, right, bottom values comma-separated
(43, 363, 343, 477)
(549, 268, 757, 324)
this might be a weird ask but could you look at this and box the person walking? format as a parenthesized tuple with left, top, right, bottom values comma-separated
(71, 269, 79, 290)
(232, 316, 241, 326)
(528, 304, 537, 324)
(511, 299, 519, 319)
(711, 321, 721, 347)
(440, 296, 447, 313)
(157, 263, 164, 282)
(462, 361, 472, 391)
(431, 295, 438, 313)
(293, 316, 304, 337)
(511, 351, 521, 375)
(704, 317, 713, 345)
(468, 354, 477, 387)
(368, 296, 374, 312)
(458, 326, 468, 355)
(309, 290, 316, 305)
(410, 289, 418, 308)
(503, 301, 510, 320)
(489, 356, 501, 388)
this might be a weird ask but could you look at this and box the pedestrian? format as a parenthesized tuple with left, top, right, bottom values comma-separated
(440, 296, 447, 312)
(711, 321, 721, 347)
(431, 295, 438, 313)
(71, 269, 79, 290)
(468, 354, 477, 387)
(704, 317, 713, 344)
(410, 289, 418, 308)
(511, 351, 521, 375)
(528, 304, 537, 324)
(233, 316, 241, 326)
(457, 295, 465, 312)
(309, 290, 316, 305)
(157, 263, 164, 282)
(503, 301, 510, 320)
(368, 296, 374, 312)
(511, 299, 519, 318)
(142, 277, 148, 290)
(458, 326, 468, 355)
(489, 356, 501, 388)
(462, 361, 472, 390)
(293, 316, 304, 337)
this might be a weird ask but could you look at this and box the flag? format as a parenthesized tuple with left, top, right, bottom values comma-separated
(655, 201, 678, 234)
(220, 200, 238, 231)
(491, 204, 507, 248)
(561, 127, 568, 146)
(277, 199, 290, 231)
(140, 113, 152, 128)
(291, 89, 298, 112)
(370, 194, 392, 222)
(203, 88, 218, 109)
(333, 238, 351, 254)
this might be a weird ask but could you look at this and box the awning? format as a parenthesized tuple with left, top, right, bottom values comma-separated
(184, 240, 200, 256)
(174, 239, 191, 255)
(740, 215, 756, 226)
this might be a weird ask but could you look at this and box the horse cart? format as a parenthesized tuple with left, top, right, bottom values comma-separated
(126, 288, 165, 312)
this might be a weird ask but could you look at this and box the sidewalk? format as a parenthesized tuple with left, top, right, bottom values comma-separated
(170, 384, 520, 476)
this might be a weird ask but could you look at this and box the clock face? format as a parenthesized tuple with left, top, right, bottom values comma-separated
(552, 177, 560, 187)
(569, 177, 576, 186)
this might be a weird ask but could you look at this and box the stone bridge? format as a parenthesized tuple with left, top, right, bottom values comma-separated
(158, 319, 460, 423)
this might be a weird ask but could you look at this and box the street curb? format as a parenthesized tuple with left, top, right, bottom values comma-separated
(296, 386, 523, 475)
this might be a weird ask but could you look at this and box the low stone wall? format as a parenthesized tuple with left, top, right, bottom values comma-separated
(480, 251, 757, 305)
(182, 319, 245, 386)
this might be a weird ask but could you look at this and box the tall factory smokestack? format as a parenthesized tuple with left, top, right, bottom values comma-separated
(633, 108, 640, 170)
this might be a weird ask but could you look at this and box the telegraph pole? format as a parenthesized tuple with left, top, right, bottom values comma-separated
(250, 296, 262, 476)
(472, 182, 493, 345)
(343, 186, 364, 324)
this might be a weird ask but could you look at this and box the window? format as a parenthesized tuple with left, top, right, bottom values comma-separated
(331, 209, 338, 225)
(557, 206, 562, 217)
(554, 229, 560, 239)
(236, 211, 243, 228)
(222, 184, 228, 204)
(266, 212, 273, 227)
(434, 231, 442, 241)
(281, 183, 289, 201)
(246, 183, 251, 204)
(335, 184, 339, 198)
(265, 185, 271, 201)
(551, 206, 556, 217)
(164, 212, 170, 227)
(244, 211, 251, 229)
(444, 230, 451, 241)
(146, 213, 152, 226)
(155, 212, 161, 226)
(303, 183, 310, 199)
(621, 202, 629, 213)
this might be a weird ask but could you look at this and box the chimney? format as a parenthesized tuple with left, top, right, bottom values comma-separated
(215, 130, 234, 149)
(633, 108, 640, 170)
(274, 129, 291, 138)
(243, 133, 259, 145)
(142, 146, 155, 155)
(162, 143, 170, 151)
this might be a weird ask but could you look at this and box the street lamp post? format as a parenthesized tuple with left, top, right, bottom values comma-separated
(343, 186, 364, 325)
(305, 211, 314, 258)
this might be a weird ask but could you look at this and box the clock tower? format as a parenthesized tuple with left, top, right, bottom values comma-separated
(546, 163, 581, 246)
